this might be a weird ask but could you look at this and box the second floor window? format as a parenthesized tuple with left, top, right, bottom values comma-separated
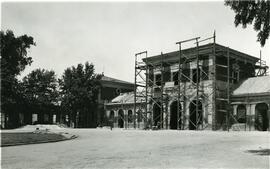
(155, 74, 161, 86)
(192, 69, 201, 83)
(172, 72, 179, 85)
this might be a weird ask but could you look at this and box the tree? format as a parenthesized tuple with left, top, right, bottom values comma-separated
(0, 30, 35, 128)
(59, 62, 101, 128)
(21, 69, 59, 124)
(225, 0, 270, 46)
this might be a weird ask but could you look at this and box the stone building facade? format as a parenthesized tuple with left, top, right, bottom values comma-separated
(105, 92, 147, 129)
(231, 76, 270, 131)
(96, 75, 134, 127)
(105, 43, 269, 131)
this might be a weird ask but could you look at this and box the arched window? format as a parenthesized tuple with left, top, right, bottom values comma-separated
(255, 103, 269, 131)
(118, 109, 124, 128)
(128, 110, 133, 123)
(237, 105, 246, 123)
(170, 101, 181, 130)
(155, 74, 161, 86)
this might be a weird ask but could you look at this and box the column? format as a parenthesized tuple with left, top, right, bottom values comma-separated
(105, 110, 109, 118)
(124, 109, 128, 129)
(250, 104, 256, 131)
(207, 102, 212, 129)
(233, 105, 238, 116)
(163, 102, 167, 129)
(246, 104, 251, 131)
(115, 110, 118, 128)
(185, 102, 190, 129)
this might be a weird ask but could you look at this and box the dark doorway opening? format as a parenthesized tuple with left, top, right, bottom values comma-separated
(255, 103, 269, 131)
(170, 101, 181, 130)
(137, 109, 142, 123)
(153, 103, 161, 127)
(128, 110, 133, 123)
(110, 111, 114, 120)
(189, 100, 203, 130)
(118, 109, 124, 128)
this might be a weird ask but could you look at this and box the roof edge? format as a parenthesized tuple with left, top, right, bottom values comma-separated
(142, 43, 259, 63)
(232, 92, 270, 97)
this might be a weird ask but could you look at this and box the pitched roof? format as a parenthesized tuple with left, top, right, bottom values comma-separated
(100, 75, 134, 86)
(106, 92, 145, 105)
(232, 76, 270, 96)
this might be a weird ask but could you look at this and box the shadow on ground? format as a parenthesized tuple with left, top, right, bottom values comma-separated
(247, 149, 270, 156)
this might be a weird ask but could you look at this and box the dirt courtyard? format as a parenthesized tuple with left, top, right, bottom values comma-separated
(1, 128, 269, 169)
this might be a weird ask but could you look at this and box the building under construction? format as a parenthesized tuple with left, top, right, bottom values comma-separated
(105, 34, 269, 131)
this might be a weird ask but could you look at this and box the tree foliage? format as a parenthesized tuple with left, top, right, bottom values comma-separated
(0, 30, 104, 128)
(59, 62, 101, 128)
(0, 30, 35, 127)
(20, 69, 59, 124)
(22, 69, 59, 106)
(225, 0, 270, 46)
(1, 30, 35, 78)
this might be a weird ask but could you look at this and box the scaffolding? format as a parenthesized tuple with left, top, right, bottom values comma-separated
(134, 51, 148, 129)
(175, 34, 218, 130)
(134, 33, 267, 131)
(256, 51, 269, 76)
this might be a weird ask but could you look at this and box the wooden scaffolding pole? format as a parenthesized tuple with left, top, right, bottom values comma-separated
(134, 54, 137, 129)
(196, 38, 200, 130)
(177, 43, 182, 130)
(212, 31, 217, 130)
(160, 52, 164, 129)
(145, 51, 148, 129)
(227, 47, 230, 132)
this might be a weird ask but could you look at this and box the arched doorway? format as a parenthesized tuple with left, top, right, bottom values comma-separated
(118, 109, 124, 128)
(237, 105, 246, 123)
(153, 102, 162, 127)
(189, 100, 203, 130)
(255, 103, 269, 131)
(170, 101, 181, 130)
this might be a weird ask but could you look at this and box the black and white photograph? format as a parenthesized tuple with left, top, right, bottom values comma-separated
(1, 0, 270, 168)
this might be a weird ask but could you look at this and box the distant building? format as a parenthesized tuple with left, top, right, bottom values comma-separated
(105, 92, 147, 129)
(59, 75, 134, 128)
(0, 75, 134, 129)
(96, 75, 134, 127)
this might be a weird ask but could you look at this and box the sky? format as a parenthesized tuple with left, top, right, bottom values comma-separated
(1, 1, 270, 83)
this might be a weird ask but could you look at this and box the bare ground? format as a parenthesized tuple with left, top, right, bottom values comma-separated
(1, 128, 269, 169)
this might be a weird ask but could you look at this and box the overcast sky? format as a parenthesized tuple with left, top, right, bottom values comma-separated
(2, 1, 270, 82)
